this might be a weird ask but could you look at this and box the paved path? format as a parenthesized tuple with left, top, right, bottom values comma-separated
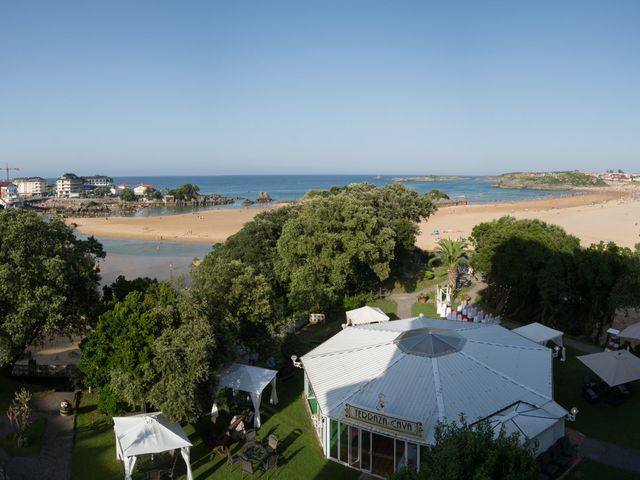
(0, 391, 75, 480)
(578, 436, 640, 474)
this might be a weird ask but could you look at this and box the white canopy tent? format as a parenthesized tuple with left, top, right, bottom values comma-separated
(577, 350, 640, 387)
(212, 363, 279, 429)
(345, 306, 390, 327)
(113, 412, 193, 480)
(513, 322, 565, 361)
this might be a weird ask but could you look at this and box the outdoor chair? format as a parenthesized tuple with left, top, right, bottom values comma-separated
(581, 386, 599, 403)
(265, 434, 278, 453)
(240, 459, 257, 477)
(583, 375, 597, 389)
(245, 429, 257, 446)
(616, 383, 632, 398)
(226, 447, 241, 470)
(262, 453, 278, 478)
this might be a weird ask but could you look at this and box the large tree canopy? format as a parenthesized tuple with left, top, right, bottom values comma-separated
(470, 216, 640, 340)
(0, 210, 104, 366)
(79, 282, 215, 422)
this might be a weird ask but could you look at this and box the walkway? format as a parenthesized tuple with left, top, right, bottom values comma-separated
(0, 391, 75, 480)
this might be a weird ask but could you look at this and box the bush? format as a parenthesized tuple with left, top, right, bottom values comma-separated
(342, 292, 375, 311)
(280, 333, 305, 363)
(423, 270, 435, 280)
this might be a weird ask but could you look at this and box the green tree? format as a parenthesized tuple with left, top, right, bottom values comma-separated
(168, 183, 200, 201)
(391, 417, 538, 480)
(427, 189, 450, 201)
(430, 238, 469, 291)
(0, 210, 104, 366)
(145, 188, 163, 200)
(79, 282, 215, 422)
(92, 186, 112, 197)
(191, 257, 280, 359)
(119, 188, 136, 202)
(276, 194, 396, 313)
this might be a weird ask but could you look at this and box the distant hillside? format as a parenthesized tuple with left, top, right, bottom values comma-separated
(489, 171, 608, 190)
(392, 175, 466, 182)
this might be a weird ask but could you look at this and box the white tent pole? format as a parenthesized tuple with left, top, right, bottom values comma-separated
(181, 447, 194, 480)
(270, 377, 278, 405)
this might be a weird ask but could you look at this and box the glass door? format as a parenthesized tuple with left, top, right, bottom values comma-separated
(349, 426, 360, 469)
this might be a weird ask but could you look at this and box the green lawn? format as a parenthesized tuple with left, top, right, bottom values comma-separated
(71, 373, 358, 480)
(566, 459, 639, 480)
(411, 302, 438, 317)
(387, 266, 448, 294)
(366, 298, 398, 317)
(553, 347, 640, 449)
(0, 417, 47, 456)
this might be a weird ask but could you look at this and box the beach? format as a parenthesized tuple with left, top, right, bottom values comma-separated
(66, 189, 640, 250)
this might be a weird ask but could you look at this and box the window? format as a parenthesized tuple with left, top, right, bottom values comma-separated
(361, 430, 371, 471)
(349, 426, 360, 469)
(406, 442, 419, 471)
(371, 432, 395, 477)
(329, 419, 339, 459)
(339, 422, 349, 463)
(395, 439, 406, 471)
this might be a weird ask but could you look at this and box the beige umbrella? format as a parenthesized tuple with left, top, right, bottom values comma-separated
(577, 350, 640, 387)
(620, 323, 640, 341)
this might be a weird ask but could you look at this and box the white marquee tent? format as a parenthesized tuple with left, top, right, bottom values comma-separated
(113, 412, 193, 480)
(513, 322, 565, 361)
(345, 306, 390, 327)
(213, 363, 279, 428)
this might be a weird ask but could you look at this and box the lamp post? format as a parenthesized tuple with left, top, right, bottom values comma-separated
(567, 407, 579, 422)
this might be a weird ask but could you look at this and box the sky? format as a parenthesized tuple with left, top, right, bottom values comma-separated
(1, 0, 639, 177)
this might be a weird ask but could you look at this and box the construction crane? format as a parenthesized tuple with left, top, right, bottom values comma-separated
(2, 163, 19, 182)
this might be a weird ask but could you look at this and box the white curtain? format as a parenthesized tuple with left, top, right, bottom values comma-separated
(181, 447, 194, 480)
(249, 391, 262, 428)
(270, 377, 278, 405)
(123, 455, 137, 480)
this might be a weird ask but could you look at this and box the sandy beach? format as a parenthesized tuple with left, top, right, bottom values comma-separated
(66, 190, 640, 250)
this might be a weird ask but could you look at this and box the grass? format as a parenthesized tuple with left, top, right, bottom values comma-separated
(553, 347, 640, 449)
(566, 459, 639, 480)
(366, 298, 398, 317)
(387, 266, 448, 294)
(411, 302, 438, 317)
(71, 319, 359, 480)
(0, 417, 47, 456)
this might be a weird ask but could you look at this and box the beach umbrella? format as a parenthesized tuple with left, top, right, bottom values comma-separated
(619, 323, 640, 341)
(577, 350, 640, 387)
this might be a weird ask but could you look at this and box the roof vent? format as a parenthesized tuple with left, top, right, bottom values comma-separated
(394, 327, 466, 357)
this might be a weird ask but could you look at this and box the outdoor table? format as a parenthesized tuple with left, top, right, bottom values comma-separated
(240, 444, 268, 464)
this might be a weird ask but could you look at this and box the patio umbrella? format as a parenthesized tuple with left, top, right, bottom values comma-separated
(577, 350, 640, 387)
(620, 323, 640, 341)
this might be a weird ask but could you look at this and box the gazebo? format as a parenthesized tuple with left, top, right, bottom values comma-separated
(213, 363, 279, 428)
(344, 306, 390, 327)
(513, 322, 565, 361)
(113, 412, 193, 480)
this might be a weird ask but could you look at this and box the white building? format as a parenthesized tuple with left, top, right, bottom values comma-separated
(0, 182, 19, 206)
(300, 317, 568, 477)
(12, 177, 49, 197)
(82, 175, 113, 189)
(56, 173, 84, 197)
(133, 184, 153, 196)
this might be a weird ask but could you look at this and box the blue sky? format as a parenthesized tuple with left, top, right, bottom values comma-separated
(1, 0, 639, 176)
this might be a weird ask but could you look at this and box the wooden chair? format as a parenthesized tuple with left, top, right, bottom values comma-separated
(245, 429, 257, 446)
(262, 454, 278, 478)
(265, 434, 278, 454)
(226, 447, 241, 471)
(240, 458, 257, 477)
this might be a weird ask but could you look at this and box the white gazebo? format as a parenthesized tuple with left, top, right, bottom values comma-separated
(513, 322, 565, 361)
(213, 363, 279, 428)
(344, 306, 390, 327)
(113, 412, 193, 480)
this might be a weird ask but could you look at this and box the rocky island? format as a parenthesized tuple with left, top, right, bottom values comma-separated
(487, 171, 608, 190)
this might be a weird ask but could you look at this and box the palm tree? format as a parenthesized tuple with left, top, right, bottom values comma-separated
(431, 238, 469, 292)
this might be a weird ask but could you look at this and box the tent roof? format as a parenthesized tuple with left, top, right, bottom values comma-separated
(513, 322, 564, 346)
(302, 317, 557, 444)
(345, 306, 390, 325)
(488, 401, 567, 441)
(577, 350, 640, 387)
(113, 412, 191, 457)
(218, 363, 278, 394)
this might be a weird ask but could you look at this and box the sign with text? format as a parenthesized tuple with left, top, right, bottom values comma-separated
(343, 403, 424, 439)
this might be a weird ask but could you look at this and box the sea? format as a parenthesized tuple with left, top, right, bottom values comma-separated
(86, 174, 575, 285)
